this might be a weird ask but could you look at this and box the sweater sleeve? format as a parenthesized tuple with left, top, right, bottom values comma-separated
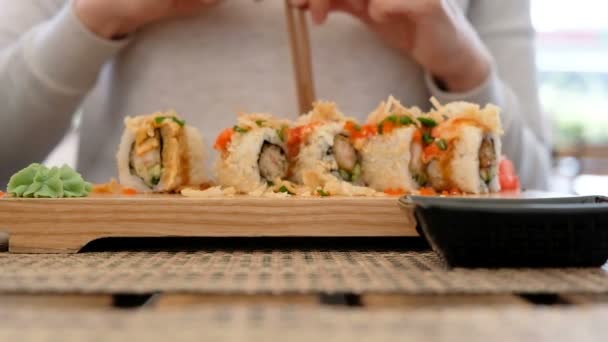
(424, 0, 552, 190)
(0, 0, 127, 183)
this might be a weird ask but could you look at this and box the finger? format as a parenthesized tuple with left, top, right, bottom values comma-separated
(289, 0, 367, 21)
(369, 0, 444, 22)
(173, 0, 202, 12)
(289, 0, 309, 8)
(173, 0, 217, 12)
(198, 0, 221, 6)
(368, 0, 417, 22)
(322, 0, 368, 17)
(343, 0, 366, 13)
(309, 0, 331, 24)
(368, 0, 396, 22)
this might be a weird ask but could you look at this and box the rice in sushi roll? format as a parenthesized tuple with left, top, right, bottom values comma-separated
(355, 96, 425, 194)
(420, 98, 503, 194)
(214, 113, 290, 194)
(116, 111, 207, 192)
(288, 102, 374, 196)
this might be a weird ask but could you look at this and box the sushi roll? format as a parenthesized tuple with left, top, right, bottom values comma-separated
(355, 96, 424, 194)
(214, 113, 290, 194)
(116, 111, 207, 193)
(420, 98, 503, 194)
(288, 102, 374, 196)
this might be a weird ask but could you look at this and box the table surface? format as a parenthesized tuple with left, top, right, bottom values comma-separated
(1, 238, 608, 341)
(1, 249, 607, 294)
(2, 304, 608, 341)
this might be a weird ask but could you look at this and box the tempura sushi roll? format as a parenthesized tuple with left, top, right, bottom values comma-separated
(356, 96, 424, 194)
(288, 102, 374, 196)
(421, 99, 503, 194)
(116, 111, 207, 193)
(214, 113, 290, 194)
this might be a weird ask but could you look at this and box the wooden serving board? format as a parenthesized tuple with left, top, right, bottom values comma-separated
(0, 194, 415, 253)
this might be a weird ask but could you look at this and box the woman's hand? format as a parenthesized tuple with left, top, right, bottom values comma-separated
(290, 0, 492, 92)
(74, 0, 221, 40)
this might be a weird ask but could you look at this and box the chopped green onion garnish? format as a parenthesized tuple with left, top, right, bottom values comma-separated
(317, 189, 330, 197)
(267, 180, 275, 186)
(151, 176, 160, 186)
(354, 124, 362, 131)
(480, 168, 495, 185)
(413, 173, 428, 186)
(171, 117, 186, 127)
(155, 116, 185, 126)
(351, 163, 362, 182)
(233, 126, 249, 133)
(436, 139, 448, 150)
(422, 132, 434, 144)
(386, 115, 398, 123)
(399, 116, 414, 125)
(417, 117, 438, 128)
(339, 169, 352, 182)
(278, 185, 294, 195)
(256, 120, 265, 127)
(277, 125, 288, 142)
(485, 174, 493, 184)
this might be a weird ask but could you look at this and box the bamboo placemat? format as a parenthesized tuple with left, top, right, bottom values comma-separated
(1, 305, 607, 341)
(1, 251, 607, 294)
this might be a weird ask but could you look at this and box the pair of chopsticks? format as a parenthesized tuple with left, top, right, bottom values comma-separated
(285, 0, 316, 115)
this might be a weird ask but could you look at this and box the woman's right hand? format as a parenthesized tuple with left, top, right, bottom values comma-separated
(74, 0, 221, 39)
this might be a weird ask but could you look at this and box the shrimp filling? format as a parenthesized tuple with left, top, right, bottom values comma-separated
(331, 134, 362, 183)
(409, 141, 427, 186)
(478, 136, 497, 184)
(258, 142, 288, 182)
(130, 129, 163, 188)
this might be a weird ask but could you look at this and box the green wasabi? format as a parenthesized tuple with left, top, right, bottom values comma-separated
(7, 164, 93, 198)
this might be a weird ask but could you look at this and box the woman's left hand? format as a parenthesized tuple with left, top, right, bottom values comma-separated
(290, 0, 492, 92)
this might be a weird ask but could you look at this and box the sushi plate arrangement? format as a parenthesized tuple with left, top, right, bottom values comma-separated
(0, 193, 414, 253)
(0, 96, 584, 259)
(0, 190, 549, 254)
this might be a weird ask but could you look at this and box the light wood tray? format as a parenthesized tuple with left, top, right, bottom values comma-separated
(0, 194, 415, 253)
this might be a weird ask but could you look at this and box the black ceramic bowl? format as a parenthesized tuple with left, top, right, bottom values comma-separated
(399, 195, 608, 268)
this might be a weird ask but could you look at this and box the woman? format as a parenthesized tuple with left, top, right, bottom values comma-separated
(0, 0, 551, 189)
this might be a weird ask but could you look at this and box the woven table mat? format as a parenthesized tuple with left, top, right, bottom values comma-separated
(1, 305, 608, 341)
(1, 251, 607, 294)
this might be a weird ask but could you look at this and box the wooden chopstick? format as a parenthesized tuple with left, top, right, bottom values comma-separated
(285, 0, 316, 115)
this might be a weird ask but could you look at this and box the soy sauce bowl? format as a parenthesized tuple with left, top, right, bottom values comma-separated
(399, 195, 608, 268)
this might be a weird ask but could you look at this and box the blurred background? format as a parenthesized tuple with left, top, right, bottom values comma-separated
(45, 0, 608, 194)
(533, 0, 608, 194)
